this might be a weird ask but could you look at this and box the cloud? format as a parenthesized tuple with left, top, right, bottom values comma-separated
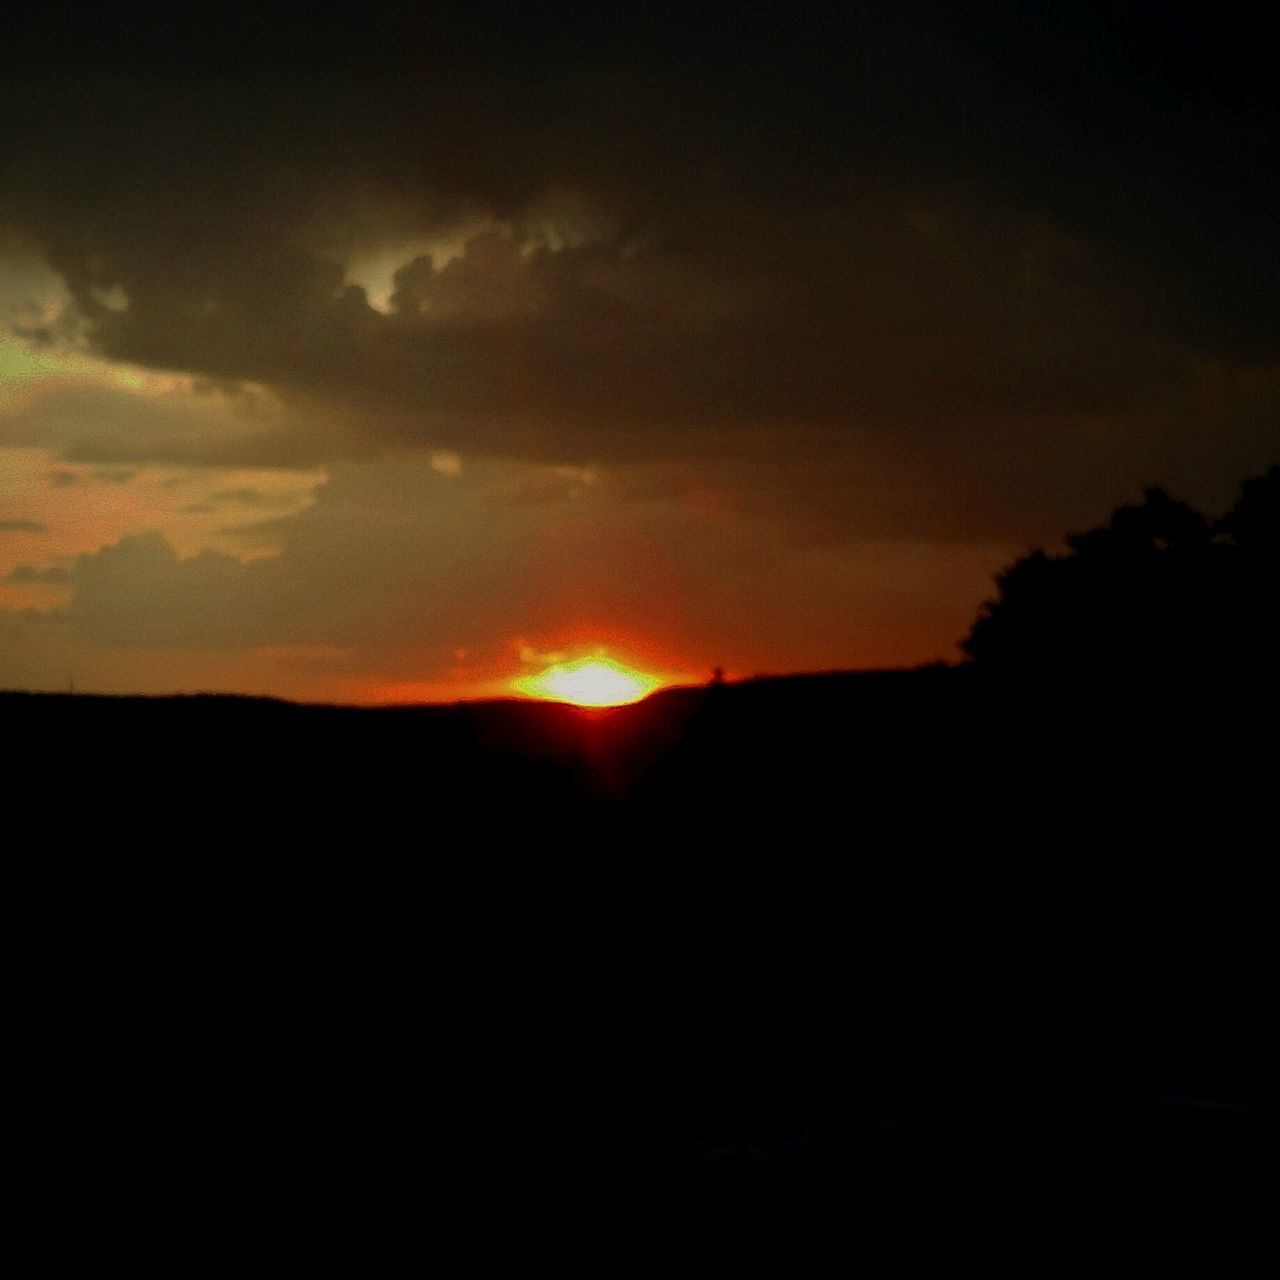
(24, 208, 1190, 452)
(21, 439, 1274, 700)
(205, 486, 306, 509)
(68, 533, 271, 648)
(0, 3, 1272, 513)
(6, 563, 70, 584)
(30, 454, 1013, 693)
(1, 1, 1276, 702)
(3, 376, 354, 470)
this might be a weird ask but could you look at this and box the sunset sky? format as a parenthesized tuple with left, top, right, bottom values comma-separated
(2, 2, 1276, 701)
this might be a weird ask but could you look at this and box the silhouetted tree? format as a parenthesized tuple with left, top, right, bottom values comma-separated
(1218, 465, 1280, 555)
(961, 466, 1279, 680)
(1213, 464, 1280, 671)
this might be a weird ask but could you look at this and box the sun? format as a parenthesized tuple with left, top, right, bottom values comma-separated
(514, 654, 661, 707)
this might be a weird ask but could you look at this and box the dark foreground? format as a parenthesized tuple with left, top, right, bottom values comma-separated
(6, 666, 1270, 1265)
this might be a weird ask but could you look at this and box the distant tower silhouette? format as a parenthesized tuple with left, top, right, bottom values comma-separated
(710, 666, 725, 686)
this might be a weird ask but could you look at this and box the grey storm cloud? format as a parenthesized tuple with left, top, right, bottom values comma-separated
(1, 2, 1276, 530)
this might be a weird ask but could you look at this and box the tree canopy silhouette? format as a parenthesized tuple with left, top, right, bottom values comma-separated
(962, 465, 1279, 679)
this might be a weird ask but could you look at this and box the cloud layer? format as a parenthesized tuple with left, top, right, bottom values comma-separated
(2, 2, 1277, 694)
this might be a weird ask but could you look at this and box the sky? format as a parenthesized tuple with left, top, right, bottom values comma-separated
(2, 1, 1276, 701)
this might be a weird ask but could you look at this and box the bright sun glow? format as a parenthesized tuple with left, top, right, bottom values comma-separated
(514, 655, 661, 707)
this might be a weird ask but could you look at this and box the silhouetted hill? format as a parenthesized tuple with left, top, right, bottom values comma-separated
(6, 665, 1270, 1264)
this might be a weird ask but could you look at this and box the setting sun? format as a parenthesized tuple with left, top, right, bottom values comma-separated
(514, 655, 661, 707)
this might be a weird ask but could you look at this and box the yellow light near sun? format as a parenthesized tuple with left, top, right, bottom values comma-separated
(515, 655, 660, 707)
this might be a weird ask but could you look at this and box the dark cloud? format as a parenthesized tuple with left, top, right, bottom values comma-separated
(6, 564, 71, 585)
(2, 2, 1276, 538)
(0, 521, 47, 533)
(207, 487, 301, 509)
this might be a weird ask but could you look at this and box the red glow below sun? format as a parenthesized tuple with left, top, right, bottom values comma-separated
(514, 656, 660, 707)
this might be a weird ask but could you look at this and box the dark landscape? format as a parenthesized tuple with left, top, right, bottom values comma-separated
(9, 663, 1270, 1263)
(10, 471, 1273, 1263)
(4, 2, 1276, 1267)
